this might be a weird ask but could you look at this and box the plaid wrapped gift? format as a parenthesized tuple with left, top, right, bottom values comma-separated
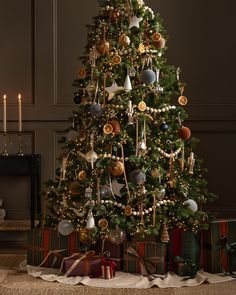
(94, 239, 124, 271)
(203, 219, 236, 273)
(60, 251, 102, 277)
(27, 228, 82, 268)
(124, 240, 166, 275)
(167, 228, 201, 275)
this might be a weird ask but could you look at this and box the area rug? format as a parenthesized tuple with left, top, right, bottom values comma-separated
(27, 265, 234, 289)
(0, 267, 236, 295)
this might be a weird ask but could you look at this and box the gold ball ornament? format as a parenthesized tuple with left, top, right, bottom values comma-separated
(69, 182, 81, 195)
(138, 101, 147, 112)
(124, 205, 132, 216)
(103, 123, 113, 135)
(154, 37, 166, 49)
(118, 34, 131, 46)
(78, 170, 86, 181)
(151, 168, 162, 179)
(112, 54, 122, 65)
(109, 120, 121, 135)
(109, 10, 120, 22)
(98, 218, 109, 230)
(109, 160, 124, 176)
(178, 95, 188, 106)
(79, 228, 91, 244)
(152, 32, 162, 43)
(97, 40, 110, 56)
(77, 68, 86, 78)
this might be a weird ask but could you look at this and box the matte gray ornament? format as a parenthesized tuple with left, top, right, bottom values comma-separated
(90, 103, 103, 117)
(130, 170, 146, 185)
(140, 69, 156, 85)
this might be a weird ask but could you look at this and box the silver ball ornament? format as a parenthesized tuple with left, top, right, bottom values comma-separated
(58, 220, 74, 236)
(140, 69, 156, 85)
(183, 199, 198, 213)
(100, 184, 112, 198)
(108, 226, 126, 245)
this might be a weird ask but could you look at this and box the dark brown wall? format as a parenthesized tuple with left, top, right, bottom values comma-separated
(0, 0, 235, 218)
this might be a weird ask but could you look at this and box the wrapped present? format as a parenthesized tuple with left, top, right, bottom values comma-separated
(101, 257, 116, 279)
(173, 256, 197, 277)
(60, 251, 102, 277)
(27, 228, 82, 268)
(124, 241, 166, 276)
(203, 219, 236, 273)
(94, 239, 124, 270)
(167, 228, 201, 273)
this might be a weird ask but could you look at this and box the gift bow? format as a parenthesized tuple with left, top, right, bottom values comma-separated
(173, 256, 196, 268)
(27, 245, 67, 268)
(59, 250, 96, 277)
(127, 246, 164, 277)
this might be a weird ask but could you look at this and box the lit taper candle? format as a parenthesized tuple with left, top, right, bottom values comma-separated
(3, 94, 7, 133)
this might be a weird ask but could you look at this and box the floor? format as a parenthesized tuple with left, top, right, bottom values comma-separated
(0, 254, 236, 295)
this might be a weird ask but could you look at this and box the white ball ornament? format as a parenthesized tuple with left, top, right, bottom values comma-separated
(58, 220, 74, 236)
(183, 199, 198, 213)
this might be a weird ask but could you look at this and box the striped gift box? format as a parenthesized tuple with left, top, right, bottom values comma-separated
(124, 240, 166, 275)
(27, 228, 82, 268)
(203, 219, 236, 273)
(167, 228, 201, 272)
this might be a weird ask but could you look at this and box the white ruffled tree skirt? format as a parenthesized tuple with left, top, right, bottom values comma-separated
(27, 265, 234, 289)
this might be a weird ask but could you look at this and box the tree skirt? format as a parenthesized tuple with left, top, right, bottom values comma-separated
(27, 265, 234, 289)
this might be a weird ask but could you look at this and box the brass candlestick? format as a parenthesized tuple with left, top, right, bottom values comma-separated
(2, 132, 8, 156)
(17, 132, 24, 156)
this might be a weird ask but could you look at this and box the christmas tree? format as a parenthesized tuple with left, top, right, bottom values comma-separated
(43, 0, 216, 245)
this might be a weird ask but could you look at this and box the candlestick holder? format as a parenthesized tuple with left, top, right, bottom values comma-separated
(17, 132, 24, 156)
(2, 132, 8, 156)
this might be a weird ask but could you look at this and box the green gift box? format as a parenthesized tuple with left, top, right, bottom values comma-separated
(203, 219, 236, 273)
(27, 228, 82, 268)
(124, 240, 166, 275)
(167, 228, 201, 273)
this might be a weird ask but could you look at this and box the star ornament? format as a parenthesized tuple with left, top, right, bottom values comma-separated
(129, 15, 143, 29)
(105, 81, 124, 100)
(111, 179, 125, 197)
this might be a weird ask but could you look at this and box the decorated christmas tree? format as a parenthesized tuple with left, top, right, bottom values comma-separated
(43, 0, 216, 245)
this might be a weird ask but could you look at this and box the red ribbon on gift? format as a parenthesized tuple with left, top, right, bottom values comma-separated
(101, 257, 116, 279)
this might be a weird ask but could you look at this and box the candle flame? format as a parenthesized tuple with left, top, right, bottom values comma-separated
(18, 94, 21, 100)
(3, 94, 6, 100)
